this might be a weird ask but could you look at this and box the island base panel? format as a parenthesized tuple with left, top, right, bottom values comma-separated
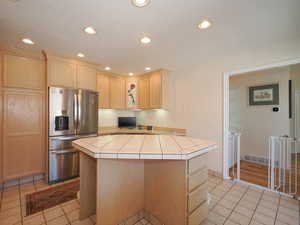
(79, 152, 97, 220)
(96, 159, 144, 225)
(144, 160, 188, 225)
(79, 152, 209, 225)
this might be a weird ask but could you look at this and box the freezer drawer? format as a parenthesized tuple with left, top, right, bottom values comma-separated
(49, 149, 79, 183)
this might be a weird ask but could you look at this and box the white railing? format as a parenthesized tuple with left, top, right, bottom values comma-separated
(269, 136, 298, 196)
(229, 132, 241, 180)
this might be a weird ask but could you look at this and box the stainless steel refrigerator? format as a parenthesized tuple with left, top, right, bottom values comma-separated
(48, 87, 98, 183)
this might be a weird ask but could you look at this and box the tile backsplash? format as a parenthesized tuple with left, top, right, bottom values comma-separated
(98, 109, 137, 127)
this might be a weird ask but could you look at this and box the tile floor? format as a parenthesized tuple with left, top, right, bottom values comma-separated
(0, 176, 298, 225)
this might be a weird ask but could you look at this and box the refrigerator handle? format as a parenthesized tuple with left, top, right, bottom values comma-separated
(74, 93, 78, 134)
(77, 91, 82, 132)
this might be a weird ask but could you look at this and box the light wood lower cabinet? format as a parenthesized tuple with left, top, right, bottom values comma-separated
(3, 54, 45, 90)
(144, 153, 208, 225)
(97, 73, 110, 108)
(110, 75, 125, 109)
(187, 153, 208, 225)
(3, 89, 45, 180)
(79, 152, 209, 225)
(0, 90, 3, 182)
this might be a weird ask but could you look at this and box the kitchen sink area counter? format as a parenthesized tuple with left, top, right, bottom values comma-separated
(98, 126, 187, 136)
(73, 134, 217, 225)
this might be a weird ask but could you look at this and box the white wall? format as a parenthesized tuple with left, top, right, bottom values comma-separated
(136, 39, 300, 174)
(229, 67, 291, 159)
(290, 64, 300, 138)
(98, 109, 136, 127)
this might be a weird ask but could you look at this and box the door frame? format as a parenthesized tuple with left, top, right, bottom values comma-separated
(223, 58, 300, 179)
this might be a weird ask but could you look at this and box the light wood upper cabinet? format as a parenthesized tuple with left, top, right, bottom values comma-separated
(138, 75, 149, 109)
(97, 73, 110, 108)
(47, 54, 98, 90)
(48, 59, 77, 88)
(110, 76, 125, 109)
(149, 71, 162, 109)
(3, 54, 45, 90)
(77, 65, 97, 91)
(95, 69, 172, 110)
(3, 90, 45, 180)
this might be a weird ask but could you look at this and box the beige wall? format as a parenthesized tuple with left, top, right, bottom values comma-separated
(229, 67, 291, 159)
(137, 40, 300, 174)
(290, 64, 300, 139)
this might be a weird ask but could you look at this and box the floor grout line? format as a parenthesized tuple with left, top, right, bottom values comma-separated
(60, 204, 72, 225)
(221, 184, 250, 225)
(247, 189, 265, 225)
(273, 195, 281, 225)
(1, 176, 298, 225)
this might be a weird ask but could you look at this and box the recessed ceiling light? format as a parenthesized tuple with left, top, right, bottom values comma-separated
(145, 67, 151, 71)
(198, 20, 212, 29)
(131, 0, 151, 7)
(84, 26, 96, 34)
(105, 67, 111, 71)
(22, 38, 34, 45)
(140, 36, 151, 44)
(77, 53, 85, 58)
(129, 73, 134, 76)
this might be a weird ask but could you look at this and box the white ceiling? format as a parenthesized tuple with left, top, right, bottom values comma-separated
(0, 0, 300, 75)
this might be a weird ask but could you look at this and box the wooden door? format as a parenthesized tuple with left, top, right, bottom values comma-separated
(110, 76, 125, 109)
(0, 90, 3, 182)
(77, 65, 97, 91)
(3, 89, 45, 180)
(138, 75, 149, 109)
(97, 73, 110, 108)
(48, 59, 77, 88)
(3, 54, 45, 90)
(0, 53, 3, 182)
(149, 71, 162, 108)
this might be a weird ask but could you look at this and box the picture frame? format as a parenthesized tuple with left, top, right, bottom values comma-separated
(249, 84, 279, 106)
(127, 81, 137, 108)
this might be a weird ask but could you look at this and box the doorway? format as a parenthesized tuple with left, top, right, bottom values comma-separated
(223, 59, 300, 198)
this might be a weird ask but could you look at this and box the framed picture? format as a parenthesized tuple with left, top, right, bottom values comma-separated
(127, 81, 137, 108)
(249, 84, 279, 106)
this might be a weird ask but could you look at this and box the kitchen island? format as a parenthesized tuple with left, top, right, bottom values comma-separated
(72, 135, 217, 225)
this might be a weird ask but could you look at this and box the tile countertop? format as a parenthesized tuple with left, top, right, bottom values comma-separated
(98, 127, 186, 135)
(72, 135, 217, 160)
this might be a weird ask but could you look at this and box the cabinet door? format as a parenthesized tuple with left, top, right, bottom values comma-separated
(97, 73, 110, 108)
(3, 90, 45, 180)
(48, 59, 77, 88)
(3, 54, 45, 90)
(110, 76, 125, 109)
(77, 65, 97, 91)
(138, 75, 149, 109)
(149, 71, 162, 108)
(0, 91, 3, 182)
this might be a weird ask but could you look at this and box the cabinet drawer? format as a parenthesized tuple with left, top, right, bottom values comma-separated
(188, 201, 208, 225)
(189, 168, 207, 192)
(188, 182, 207, 213)
(188, 153, 207, 175)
